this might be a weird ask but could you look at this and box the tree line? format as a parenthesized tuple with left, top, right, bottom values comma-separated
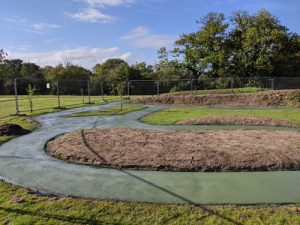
(1, 10, 299, 95)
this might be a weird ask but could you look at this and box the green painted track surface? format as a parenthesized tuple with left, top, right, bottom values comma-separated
(0, 102, 300, 205)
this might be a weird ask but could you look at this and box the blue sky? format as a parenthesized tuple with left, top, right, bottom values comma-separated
(1, 0, 300, 69)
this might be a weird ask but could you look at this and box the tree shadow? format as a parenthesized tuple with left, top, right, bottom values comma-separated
(65, 129, 242, 224)
(118, 169, 243, 225)
(0, 206, 120, 225)
(80, 129, 107, 163)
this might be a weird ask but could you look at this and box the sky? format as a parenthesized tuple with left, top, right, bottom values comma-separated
(1, 0, 300, 69)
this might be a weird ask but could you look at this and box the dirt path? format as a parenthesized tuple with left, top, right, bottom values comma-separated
(47, 128, 300, 172)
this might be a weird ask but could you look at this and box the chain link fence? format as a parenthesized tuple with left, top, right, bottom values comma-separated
(1, 76, 300, 119)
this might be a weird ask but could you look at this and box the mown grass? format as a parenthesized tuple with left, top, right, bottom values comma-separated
(0, 181, 299, 225)
(142, 108, 300, 125)
(64, 105, 147, 117)
(167, 87, 269, 96)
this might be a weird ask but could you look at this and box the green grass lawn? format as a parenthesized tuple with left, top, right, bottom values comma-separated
(0, 181, 299, 225)
(0, 95, 121, 144)
(64, 105, 147, 117)
(167, 87, 269, 96)
(142, 108, 300, 125)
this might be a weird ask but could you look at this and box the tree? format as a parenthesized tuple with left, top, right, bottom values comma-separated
(229, 10, 300, 77)
(154, 47, 183, 80)
(26, 84, 36, 113)
(0, 49, 7, 63)
(175, 13, 229, 79)
(113, 63, 130, 110)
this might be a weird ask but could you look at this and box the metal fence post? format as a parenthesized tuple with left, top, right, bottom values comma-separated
(157, 80, 160, 96)
(100, 81, 104, 101)
(87, 80, 91, 103)
(127, 81, 130, 99)
(271, 78, 275, 90)
(57, 79, 61, 109)
(231, 77, 234, 89)
(14, 77, 19, 115)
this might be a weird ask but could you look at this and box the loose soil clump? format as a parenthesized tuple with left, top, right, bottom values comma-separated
(132, 90, 300, 106)
(177, 116, 300, 127)
(46, 128, 300, 172)
(0, 124, 30, 136)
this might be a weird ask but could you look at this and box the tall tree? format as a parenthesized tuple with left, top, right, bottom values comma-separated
(175, 13, 229, 79)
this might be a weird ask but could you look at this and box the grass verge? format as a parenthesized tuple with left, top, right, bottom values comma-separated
(142, 108, 300, 125)
(0, 181, 300, 225)
(166, 87, 269, 96)
(64, 105, 147, 117)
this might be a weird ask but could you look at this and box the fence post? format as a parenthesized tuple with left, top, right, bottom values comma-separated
(127, 81, 130, 99)
(14, 77, 19, 115)
(100, 81, 104, 101)
(157, 80, 160, 96)
(190, 79, 194, 94)
(230, 77, 234, 89)
(87, 80, 91, 104)
(57, 79, 61, 109)
(271, 78, 275, 90)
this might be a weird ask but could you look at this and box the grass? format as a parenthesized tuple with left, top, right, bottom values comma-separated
(167, 87, 269, 96)
(142, 108, 300, 125)
(0, 96, 122, 126)
(64, 105, 147, 117)
(0, 181, 299, 225)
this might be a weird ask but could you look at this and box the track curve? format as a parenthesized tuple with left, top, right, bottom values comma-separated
(0, 102, 300, 205)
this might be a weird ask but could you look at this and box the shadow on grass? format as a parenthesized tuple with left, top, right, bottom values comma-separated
(0, 206, 121, 225)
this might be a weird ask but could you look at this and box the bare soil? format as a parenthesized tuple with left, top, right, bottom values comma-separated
(132, 90, 300, 106)
(0, 124, 30, 136)
(46, 128, 300, 172)
(177, 116, 300, 127)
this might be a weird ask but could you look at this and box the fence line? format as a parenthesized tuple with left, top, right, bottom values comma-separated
(0, 76, 300, 118)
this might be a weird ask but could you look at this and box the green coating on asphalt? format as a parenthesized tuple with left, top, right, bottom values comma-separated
(142, 108, 300, 125)
(64, 105, 147, 117)
(0, 103, 300, 205)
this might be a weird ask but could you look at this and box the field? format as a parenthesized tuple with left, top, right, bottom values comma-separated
(64, 105, 147, 117)
(142, 108, 300, 125)
(1, 93, 300, 224)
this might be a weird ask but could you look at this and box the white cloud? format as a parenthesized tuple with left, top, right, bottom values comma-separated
(31, 23, 60, 31)
(7, 47, 132, 69)
(120, 26, 176, 49)
(68, 0, 134, 23)
(5, 17, 60, 33)
(78, 0, 134, 7)
(67, 8, 114, 23)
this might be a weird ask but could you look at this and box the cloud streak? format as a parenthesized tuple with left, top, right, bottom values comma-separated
(5, 17, 60, 33)
(68, 0, 134, 23)
(8, 47, 132, 69)
(120, 26, 176, 49)
(67, 8, 115, 23)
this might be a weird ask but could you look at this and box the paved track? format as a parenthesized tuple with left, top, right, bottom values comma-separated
(1, 102, 300, 204)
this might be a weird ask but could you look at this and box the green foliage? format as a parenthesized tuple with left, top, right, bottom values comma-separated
(174, 10, 300, 79)
(0, 49, 7, 63)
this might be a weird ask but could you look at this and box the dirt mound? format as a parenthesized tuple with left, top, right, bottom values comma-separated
(46, 128, 300, 172)
(132, 90, 300, 106)
(0, 124, 30, 136)
(177, 116, 300, 127)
